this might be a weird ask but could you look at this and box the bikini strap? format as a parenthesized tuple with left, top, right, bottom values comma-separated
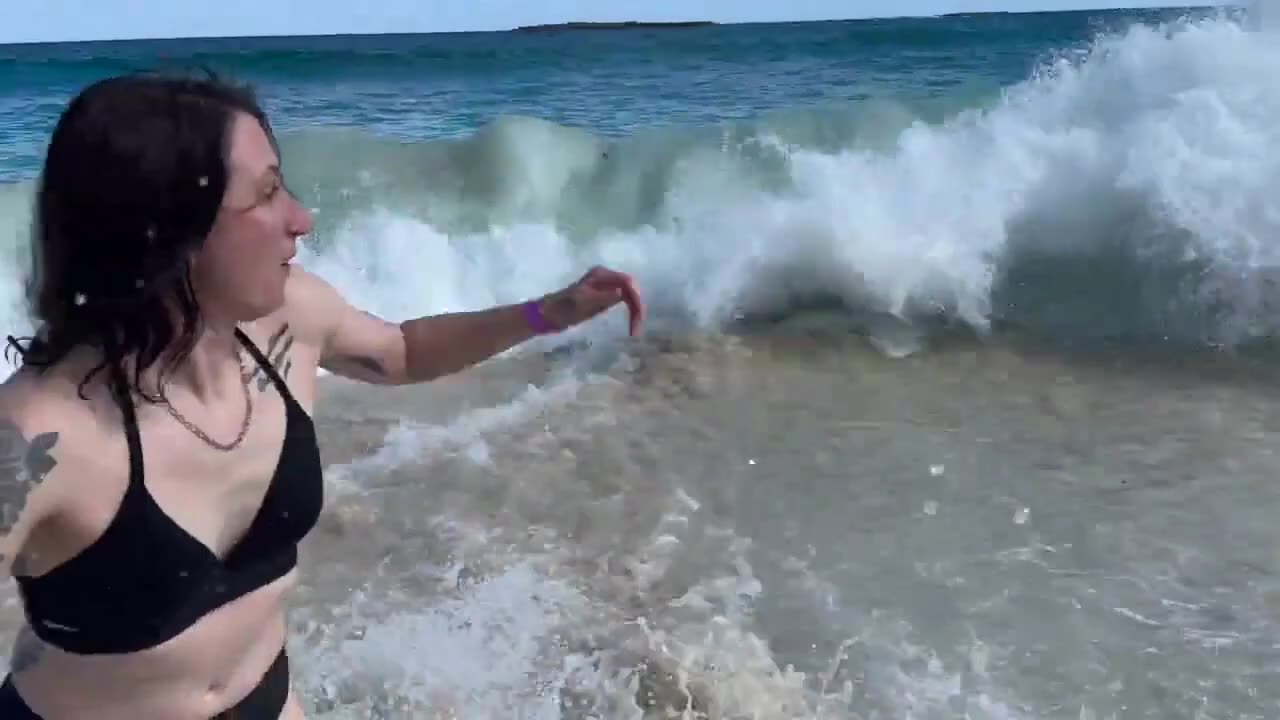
(234, 328, 297, 405)
(105, 356, 146, 489)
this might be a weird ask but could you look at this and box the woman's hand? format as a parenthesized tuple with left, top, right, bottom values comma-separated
(539, 265, 645, 336)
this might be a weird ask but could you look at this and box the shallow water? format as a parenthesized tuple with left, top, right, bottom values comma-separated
(117, 329, 1275, 719)
(0, 331, 1277, 717)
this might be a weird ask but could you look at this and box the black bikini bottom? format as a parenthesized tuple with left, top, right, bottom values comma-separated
(0, 646, 290, 719)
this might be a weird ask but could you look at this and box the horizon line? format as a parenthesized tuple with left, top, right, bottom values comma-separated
(0, 3, 1227, 48)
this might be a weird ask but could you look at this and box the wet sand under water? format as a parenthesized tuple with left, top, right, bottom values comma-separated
(3, 330, 1280, 718)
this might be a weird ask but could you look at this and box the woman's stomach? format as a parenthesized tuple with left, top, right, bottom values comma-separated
(9, 568, 298, 720)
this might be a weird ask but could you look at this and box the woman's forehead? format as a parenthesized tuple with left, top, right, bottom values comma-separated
(226, 113, 279, 180)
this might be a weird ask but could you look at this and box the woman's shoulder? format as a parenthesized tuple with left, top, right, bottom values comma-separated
(0, 360, 127, 570)
(2, 346, 123, 423)
(238, 273, 337, 406)
(0, 356, 128, 485)
(278, 265, 350, 348)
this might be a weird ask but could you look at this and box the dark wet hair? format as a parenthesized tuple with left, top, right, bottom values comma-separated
(6, 70, 277, 399)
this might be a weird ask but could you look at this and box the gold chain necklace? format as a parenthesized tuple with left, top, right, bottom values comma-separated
(142, 347, 255, 452)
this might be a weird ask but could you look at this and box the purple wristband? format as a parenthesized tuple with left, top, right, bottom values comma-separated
(523, 300, 555, 335)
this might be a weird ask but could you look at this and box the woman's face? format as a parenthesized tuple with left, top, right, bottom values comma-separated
(191, 111, 312, 324)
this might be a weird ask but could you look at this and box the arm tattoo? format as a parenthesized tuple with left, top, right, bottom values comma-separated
(322, 311, 396, 380)
(0, 420, 58, 533)
(10, 625, 45, 674)
(335, 355, 385, 377)
(247, 324, 296, 393)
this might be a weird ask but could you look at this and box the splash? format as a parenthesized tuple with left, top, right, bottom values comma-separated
(276, 14, 1280, 354)
(0, 12, 1275, 362)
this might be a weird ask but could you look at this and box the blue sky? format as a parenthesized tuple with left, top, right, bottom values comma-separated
(2, 1, 1218, 44)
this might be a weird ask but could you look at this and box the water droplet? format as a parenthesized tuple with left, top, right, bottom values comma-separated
(930, 464, 945, 477)
(970, 643, 989, 675)
(747, 459, 757, 465)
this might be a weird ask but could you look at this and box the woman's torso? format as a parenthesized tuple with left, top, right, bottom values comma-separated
(3, 316, 323, 719)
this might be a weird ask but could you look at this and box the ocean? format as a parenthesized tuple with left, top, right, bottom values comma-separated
(1, 4, 1279, 718)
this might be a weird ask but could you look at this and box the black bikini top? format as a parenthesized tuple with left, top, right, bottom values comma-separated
(15, 329, 324, 655)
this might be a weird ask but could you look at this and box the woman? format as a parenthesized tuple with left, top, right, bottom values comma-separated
(0, 72, 643, 719)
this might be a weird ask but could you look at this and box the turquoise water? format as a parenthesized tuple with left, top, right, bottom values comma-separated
(0, 5, 1271, 351)
(0, 9, 1192, 174)
(3, 6, 1280, 719)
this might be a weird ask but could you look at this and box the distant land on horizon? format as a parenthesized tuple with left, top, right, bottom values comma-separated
(0, 5, 1225, 47)
(512, 20, 718, 32)
(507, 6, 1212, 31)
